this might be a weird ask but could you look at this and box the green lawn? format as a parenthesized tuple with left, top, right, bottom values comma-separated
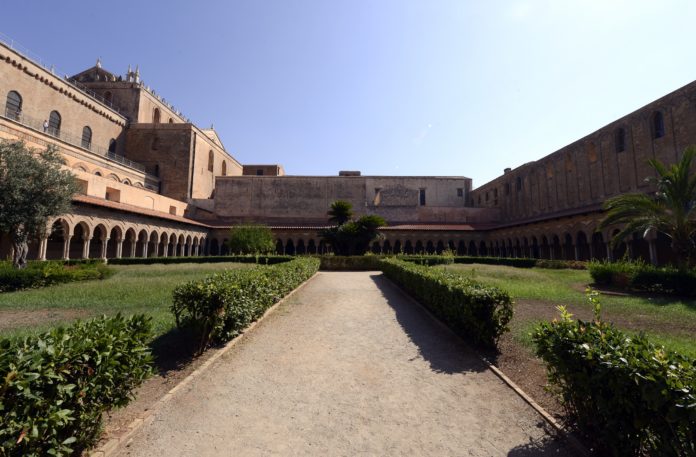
(441, 263, 696, 358)
(0, 262, 251, 339)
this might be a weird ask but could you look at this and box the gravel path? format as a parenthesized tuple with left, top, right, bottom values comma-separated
(117, 272, 573, 457)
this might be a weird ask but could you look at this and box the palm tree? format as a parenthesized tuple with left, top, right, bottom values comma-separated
(327, 200, 353, 226)
(599, 146, 696, 270)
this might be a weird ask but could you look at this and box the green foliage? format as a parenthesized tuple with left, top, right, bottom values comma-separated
(379, 258, 513, 348)
(0, 261, 111, 292)
(319, 255, 383, 270)
(171, 258, 319, 352)
(108, 255, 290, 266)
(0, 314, 153, 456)
(320, 213, 387, 256)
(589, 259, 696, 296)
(533, 291, 696, 456)
(452, 256, 538, 268)
(534, 259, 587, 270)
(226, 224, 275, 255)
(397, 255, 455, 266)
(0, 141, 78, 269)
(327, 200, 353, 226)
(599, 146, 696, 270)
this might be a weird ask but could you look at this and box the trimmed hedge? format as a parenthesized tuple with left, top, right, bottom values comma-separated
(534, 306, 696, 456)
(0, 314, 153, 456)
(171, 257, 320, 350)
(319, 255, 383, 270)
(0, 261, 111, 292)
(397, 255, 455, 266)
(589, 259, 696, 296)
(379, 258, 513, 348)
(108, 254, 291, 266)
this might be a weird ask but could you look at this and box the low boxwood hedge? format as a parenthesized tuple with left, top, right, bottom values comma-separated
(589, 259, 696, 296)
(108, 254, 291, 266)
(0, 261, 111, 293)
(534, 303, 696, 456)
(379, 258, 513, 348)
(0, 314, 153, 456)
(319, 255, 383, 270)
(171, 257, 320, 351)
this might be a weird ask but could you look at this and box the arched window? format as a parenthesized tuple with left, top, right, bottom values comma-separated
(48, 111, 61, 137)
(5, 90, 22, 120)
(222, 161, 227, 176)
(81, 126, 92, 149)
(615, 127, 626, 152)
(652, 111, 665, 139)
(153, 107, 161, 124)
(168, 118, 174, 123)
(103, 91, 112, 104)
(516, 176, 522, 191)
(208, 150, 214, 172)
(108, 139, 116, 153)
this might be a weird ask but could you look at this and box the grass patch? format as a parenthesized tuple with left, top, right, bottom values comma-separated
(0, 262, 251, 339)
(442, 263, 696, 356)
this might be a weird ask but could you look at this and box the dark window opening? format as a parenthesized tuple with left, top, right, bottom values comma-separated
(615, 127, 626, 152)
(208, 150, 214, 172)
(108, 139, 116, 153)
(505, 182, 510, 195)
(5, 90, 22, 120)
(48, 110, 61, 136)
(81, 126, 92, 149)
(652, 111, 665, 139)
(457, 188, 463, 197)
(153, 108, 161, 124)
(256, 169, 264, 176)
(419, 188, 426, 206)
(516, 176, 522, 191)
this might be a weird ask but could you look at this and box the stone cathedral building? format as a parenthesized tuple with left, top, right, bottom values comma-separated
(0, 38, 693, 265)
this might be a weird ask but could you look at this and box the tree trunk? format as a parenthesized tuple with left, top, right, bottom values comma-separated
(11, 230, 29, 269)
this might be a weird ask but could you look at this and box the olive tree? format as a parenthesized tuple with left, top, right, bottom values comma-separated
(0, 141, 78, 268)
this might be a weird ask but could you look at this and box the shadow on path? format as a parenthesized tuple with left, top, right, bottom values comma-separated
(506, 433, 577, 456)
(369, 273, 486, 375)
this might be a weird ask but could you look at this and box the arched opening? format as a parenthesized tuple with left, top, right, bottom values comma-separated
(615, 127, 626, 153)
(468, 240, 477, 256)
(168, 234, 177, 256)
(5, 90, 22, 120)
(562, 233, 574, 260)
(136, 230, 149, 257)
(611, 229, 627, 260)
(222, 161, 227, 176)
(540, 236, 550, 259)
(148, 232, 159, 257)
(514, 239, 521, 257)
(81, 126, 92, 149)
(46, 219, 69, 260)
(551, 235, 562, 260)
(153, 107, 161, 124)
(185, 235, 193, 256)
(285, 239, 295, 256)
(307, 239, 317, 254)
(479, 240, 487, 256)
(393, 240, 402, 254)
(531, 236, 540, 258)
(296, 239, 306, 255)
(107, 227, 122, 259)
(383, 240, 392, 254)
(522, 237, 529, 257)
(208, 150, 214, 172)
(108, 139, 117, 154)
(576, 232, 590, 261)
(275, 239, 284, 255)
(48, 110, 62, 137)
(371, 241, 381, 254)
(403, 240, 413, 254)
(457, 240, 466, 256)
(89, 224, 108, 259)
(415, 241, 424, 254)
(69, 223, 89, 259)
(220, 238, 229, 255)
(425, 241, 435, 254)
(123, 229, 137, 258)
(591, 232, 606, 260)
(436, 241, 445, 254)
(631, 232, 650, 262)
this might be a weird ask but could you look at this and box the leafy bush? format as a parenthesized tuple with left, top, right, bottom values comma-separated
(0, 314, 153, 456)
(589, 259, 696, 296)
(379, 258, 513, 348)
(452, 256, 538, 268)
(534, 259, 587, 270)
(171, 258, 320, 351)
(0, 260, 111, 292)
(397, 255, 455, 266)
(108, 255, 290, 266)
(534, 294, 696, 456)
(319, 255, 383, 270)
(227, 224, 276, 254)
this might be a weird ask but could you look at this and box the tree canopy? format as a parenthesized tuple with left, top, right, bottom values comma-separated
(226, 224, 276, 255)
(320, 201, 386, 255)
(599, 146, 696, 270)
(0, 141, 78, 268)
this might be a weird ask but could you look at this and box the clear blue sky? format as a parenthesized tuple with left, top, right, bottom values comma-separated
(3, 1, 696, 187)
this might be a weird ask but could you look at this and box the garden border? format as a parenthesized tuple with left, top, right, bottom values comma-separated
(87, 271, 320, 457)
(382, 275, 591, 457)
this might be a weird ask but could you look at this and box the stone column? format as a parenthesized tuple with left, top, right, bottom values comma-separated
(39, 237, 48, 261)
(606, 243, 614, 262)
(573, 244, 579, 261)
(82, 238, 90, 259)
(141, 241, 148, 258)
(130, 241, 137, 258)
(116, 240, 123, 259)
(63, 236, 71, 260)
(151, 242, 158, 258)
(162, 243, 168, 258)
(648, 239, 658, 266)
(101, 238, 109, 259)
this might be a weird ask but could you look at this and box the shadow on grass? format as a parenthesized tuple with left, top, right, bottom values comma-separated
(369, 273, 488, 375)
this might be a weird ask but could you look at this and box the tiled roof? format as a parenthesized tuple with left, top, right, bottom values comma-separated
(383, 224, 481, 231)
(72, 195, 210, 227)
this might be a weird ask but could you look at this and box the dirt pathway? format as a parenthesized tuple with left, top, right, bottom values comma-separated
(116, 272, 574, 457)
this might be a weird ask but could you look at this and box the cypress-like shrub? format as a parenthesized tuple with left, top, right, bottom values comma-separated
(379, 258, 513, 348)
(534, 301, 696, 456)
(0, 314, 153, 456)
(171, 257, 319, 351)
